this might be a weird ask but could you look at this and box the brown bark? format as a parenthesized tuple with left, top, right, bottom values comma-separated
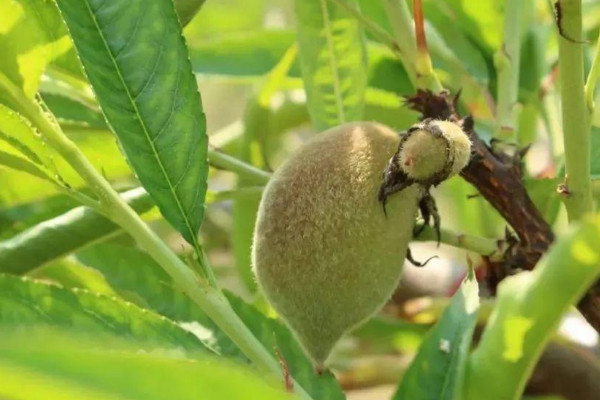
(405, 90, 600, 331)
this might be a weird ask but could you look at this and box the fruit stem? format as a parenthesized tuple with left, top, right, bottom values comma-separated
(414, 225, 504, 261)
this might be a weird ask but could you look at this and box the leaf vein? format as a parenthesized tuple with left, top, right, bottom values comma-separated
(80, 0, 199, 242)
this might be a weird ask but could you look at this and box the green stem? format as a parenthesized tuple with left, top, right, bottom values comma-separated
(210, 186, 264, 202)
(59, 186, 102, 211)
(494, 0, 522, 140)
(382, 0, 442, 91)
(465, 215, 600, 400)
(414, 225, 504, 261)
(585, 30, 600, 112)
(208, 147, 271, 184)
(412, 0, 443, 91)
(382, 0, 418, 86)
(557, 0, 594, 221)
(7, 81, 311, 400)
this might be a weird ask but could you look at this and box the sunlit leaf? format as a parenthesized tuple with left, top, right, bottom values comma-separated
(56, 0, 209, 246)
(294, 0, 368, 130)
(30, 259, 118, 297)
(0, 274, 212, 352)
(0, 103, 63, 184)
(76, 243, 346, 400)
(0, 0, 71, 99)
(0, 329, 292, 400)
(0, 150, 57, 183)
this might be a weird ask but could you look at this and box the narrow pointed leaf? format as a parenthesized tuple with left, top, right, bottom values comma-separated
(0, 274, 212, 352)
(0, 103, 63, 184)
(394, 271, 479, 400)
(76, 244, 347, 400)
(0, 0, 71, 99)
(0, 150, 56, 182)
(55, 0, 209, 245)
(0, 188, 154, 275)
(0, 330, 292, 400)
(174, 0, 207, 27)
(294, 0, 368, 130)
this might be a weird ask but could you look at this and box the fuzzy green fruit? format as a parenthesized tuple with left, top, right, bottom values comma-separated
(252, 122, 420, 367)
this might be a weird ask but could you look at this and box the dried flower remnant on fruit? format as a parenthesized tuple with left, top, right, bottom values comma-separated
(252, 122, 420, 368)
(379, 119, 472, 208)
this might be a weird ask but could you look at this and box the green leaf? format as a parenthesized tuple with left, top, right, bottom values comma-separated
(190, 31, 299, 77)
(233, 100, 271, 293)
(394, 271, 479, 400)
(0, 104, 64, 184)
(465, 216, 600, 400)
(0, 329, 292, 400)
(524, 178, 561, 225)
(591, 126, 600, 180)
(356, 0, 489, 86)
(30, 259, 118, 297)
(428, 15, 489, 85)
(0, 150, 57, 183)
(174, 0, 207, 27)
(41, 92, 106, 130)
(183, 0, 268, 46)
(227, 294, 346, 400)
(189, 31, 412, 96)
(427, 0, 504, 53)
(0, 122, 134, 206)
(366, 43, 413, 95)
(519, 28, 547, 98)
(0, 274, 211, 352)
(0, 188, 154, 275)
(75, 243, 346, 400)
(294, 0, 368, 130)
(352, 316, 430, 354)
(0, 192, 80, 239)
(56, 0, 209, 245)
(0, 0, 71, 99)
(439, 178, 505, 238)
(76, 243, 240, 356)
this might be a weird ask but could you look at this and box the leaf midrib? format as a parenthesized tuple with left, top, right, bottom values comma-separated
(318, 0, 345, 124)
(80, 0, 199, 244)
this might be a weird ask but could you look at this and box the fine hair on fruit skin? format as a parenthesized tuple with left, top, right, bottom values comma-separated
(252, 122, 421, 367)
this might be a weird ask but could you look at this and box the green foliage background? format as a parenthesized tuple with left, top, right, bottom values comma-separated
(1, 0, 600, 399)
